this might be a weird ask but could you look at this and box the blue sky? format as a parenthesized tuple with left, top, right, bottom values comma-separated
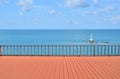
(0, 0, 120, 29)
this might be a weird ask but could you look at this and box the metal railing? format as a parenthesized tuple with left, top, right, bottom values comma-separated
(0, 44, 120, 56)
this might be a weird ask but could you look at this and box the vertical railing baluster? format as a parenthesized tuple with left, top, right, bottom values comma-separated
(37, 45, 39, 55)
(100, 45, 102, 56)
(94, 45, 95, 56)
(56, 45, 57, 56)
(85, 45, 86, 56)
(16, 45, 18, 55)
(69, 45, 71, 56)
(111, 45, 113, 55)
(48, 45, 49, 56)
(19, 45, 21, 55)
(98, 45, 99, 56)
(90, 45, 92, 56)
(51, 45, 53, 55)
(40, 45, 42, 56)
(59, 45, 61, 56)
(114, 45, 116, 55)
(53, 45, 55, 56)
(33, 45, 36, 56)
(36, 45, 38, 55)
(13, 46, 15, 56)
(86, 45, 88, 56)
(104, 45, 106, 56)
(80, 45, 82, 56)
(6, 45, 8, 55)
(73, 45, 74, 56)
(12, 45, 13, 56)
(40, 45, 41, 55)
(108, 45, 109, 56)
(11, 45, 12, 55)
(112, 45, 114, 56)
(66, 45, 67, 56)
(115, 45, 116, 56)
(31, 45, 32, 56)
(110, 45, 112, 56)
(118, 45, 120, 55)
(24, 45, 25, 55)
(6, 46, 8, 55)
(27, 45, 29, 56)
(76, 45, 78, 56)
(2, 46, 4, 56)
(0, 45, 2, 56)
(62, 45, 64, 56)
(83, 45, 84, 56)
(25, 45, 27, 55)
(44, 45, 45, 56)
(34, 45, 36, 56)
(38, 45, 39, 55)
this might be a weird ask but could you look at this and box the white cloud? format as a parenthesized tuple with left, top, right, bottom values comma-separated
(92, 11, 98, 14)
(32, 18, 41, 24)
(4, 0, 9, 4)
(0, 0, 9, 5)
(112, 16, 120, 21)
(19, 12, 24, 16)
(64, 0, 89, 8)
(101, 6, 114, 13)
(105, 16, 120, 24)
(0, 0, 2, 5)
(74, 21, 80, 25)
(17, 0, 33, 12)
(48, 9, 56, 14)
(67, 20, 80, 25)
(48, 9, 62, 15)
(93, 0, 99, 6)
(90, 6, 115, 15)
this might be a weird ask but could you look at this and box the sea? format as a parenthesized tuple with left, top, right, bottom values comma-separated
(0, 29, 120, 56)
(0, 29, 120, 45)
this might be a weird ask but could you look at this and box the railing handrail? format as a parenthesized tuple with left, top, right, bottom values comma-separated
(1, 44, 120, 46)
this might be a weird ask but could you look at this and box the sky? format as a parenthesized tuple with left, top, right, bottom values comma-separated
(0, 0, 120, 29)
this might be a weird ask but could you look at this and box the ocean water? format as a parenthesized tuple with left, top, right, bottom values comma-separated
(0, 29, 120, 45)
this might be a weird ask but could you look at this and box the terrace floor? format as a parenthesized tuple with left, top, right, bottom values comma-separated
(0, 56, 120, 79)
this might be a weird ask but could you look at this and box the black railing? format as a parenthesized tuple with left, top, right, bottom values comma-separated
(0, 44, 120, 56)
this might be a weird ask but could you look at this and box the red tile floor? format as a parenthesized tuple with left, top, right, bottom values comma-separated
(0, 56, 120, 79)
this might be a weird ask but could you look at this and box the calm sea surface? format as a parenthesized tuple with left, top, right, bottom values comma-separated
(0, 29, 120, 45)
